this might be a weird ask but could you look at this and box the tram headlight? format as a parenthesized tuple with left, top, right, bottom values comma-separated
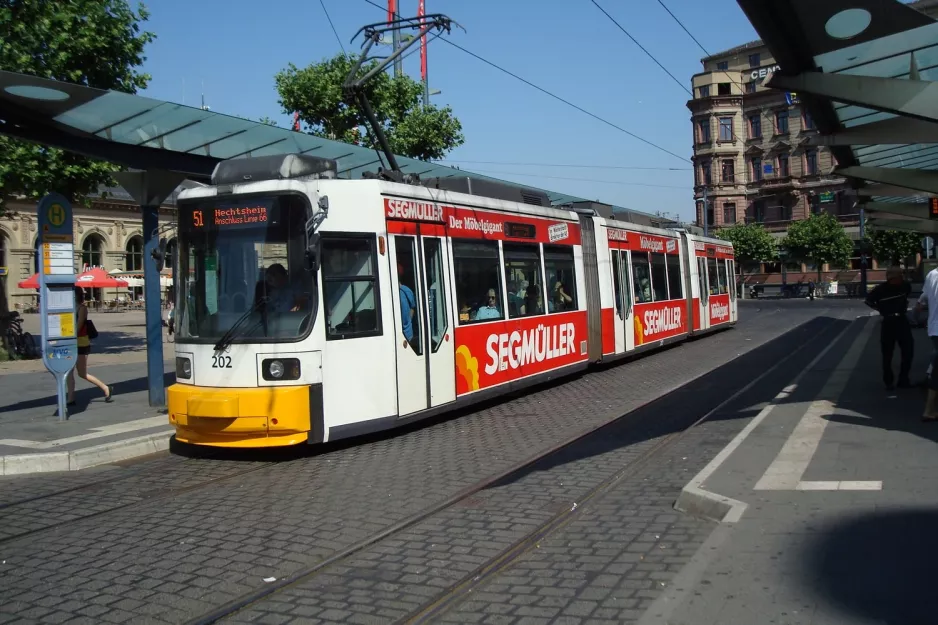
(175, 357, 192, 379)
(262, 358, 300, 381)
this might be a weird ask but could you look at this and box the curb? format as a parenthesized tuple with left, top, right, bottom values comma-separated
(0, 429, 173, 475)
(674, 484, 747, 524)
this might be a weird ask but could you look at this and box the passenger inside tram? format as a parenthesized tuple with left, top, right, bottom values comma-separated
(523, 283, 543, 316)
(549, 280, 574, 312)
(472, 289, 502, 321)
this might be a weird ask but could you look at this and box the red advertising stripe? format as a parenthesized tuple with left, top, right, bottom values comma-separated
(692, 297, 701, 331)
(693, 241, 734, 259)
(384, 197, 581, 245)
(633, 300, 688, 345)
(600, 307, 616, 354)
(454, 310, 588, 395)
(708, 293, 732, 325)
(605, 227, 680, 255)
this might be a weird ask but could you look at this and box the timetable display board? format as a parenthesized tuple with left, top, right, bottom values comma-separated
(37, 193, 77, 420)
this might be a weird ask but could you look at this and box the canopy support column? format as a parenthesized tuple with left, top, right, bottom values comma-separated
(113, 170, 185, 408)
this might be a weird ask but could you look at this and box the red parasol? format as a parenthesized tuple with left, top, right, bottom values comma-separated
(75, 267, 128, 288)
(17, 273, 40, 289)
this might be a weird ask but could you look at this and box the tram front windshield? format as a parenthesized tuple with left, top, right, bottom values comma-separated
(176, 194, 314, 342)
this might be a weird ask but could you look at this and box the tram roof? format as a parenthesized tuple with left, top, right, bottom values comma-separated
(737, 0, 938, 234)
(0, 70, 665, 223)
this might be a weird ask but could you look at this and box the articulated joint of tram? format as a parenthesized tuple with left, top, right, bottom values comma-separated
(167, 383, 324, 448)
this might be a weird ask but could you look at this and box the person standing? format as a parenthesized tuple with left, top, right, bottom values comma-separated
(865, 266, 913, 390)
(398, 262, 418, 352)
(67, 286, 114, 407)
(915, 266, 938, 420)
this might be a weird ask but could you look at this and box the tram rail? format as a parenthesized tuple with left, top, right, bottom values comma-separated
(182, 314, 852, 625)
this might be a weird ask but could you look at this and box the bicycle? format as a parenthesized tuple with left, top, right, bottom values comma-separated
(3, 311, 38, 359)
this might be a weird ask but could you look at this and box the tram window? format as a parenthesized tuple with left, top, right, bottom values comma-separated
(611, 251, 623, 316)
(632, 253, 653, 304)
(503, 243, 544, 318)
(698, 257, 709, 299)
(666, 253, 684, 300)
(322, 235, 381, 339)
(453, 240, 504, 324)
(545, 245, 577, 313)
(395, 236, 422, 355)
(716, 258, 729, 295)
(650, 253, 669, 302)
(707, 257, 720, 295)
(423, 238, 448, 352)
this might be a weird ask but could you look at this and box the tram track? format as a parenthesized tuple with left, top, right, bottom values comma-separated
(184, 312, 855, 625)
(0, 458, 281, 547)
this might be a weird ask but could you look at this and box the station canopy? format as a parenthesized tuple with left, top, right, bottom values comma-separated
(737, 0, 938, 234)
(0, 70, 660, 221)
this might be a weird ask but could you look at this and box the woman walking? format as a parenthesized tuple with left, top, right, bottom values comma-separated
(67, 286, 114, 407)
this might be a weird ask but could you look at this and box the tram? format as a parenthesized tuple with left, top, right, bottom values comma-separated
(167, 153, 737, 448)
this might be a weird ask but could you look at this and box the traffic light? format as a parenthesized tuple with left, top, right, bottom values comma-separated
(930, 197, 938, 219)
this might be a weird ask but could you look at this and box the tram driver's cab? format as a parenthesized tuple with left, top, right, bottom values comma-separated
(167, 154, 337, 447)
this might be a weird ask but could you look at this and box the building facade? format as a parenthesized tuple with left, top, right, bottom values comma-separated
(688, 0, 938, 291)
(689, 43, 857, 237)
(0, 187, 180, 310)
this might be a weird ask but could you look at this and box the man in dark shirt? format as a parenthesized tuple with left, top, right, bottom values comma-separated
(866, 266, 913, 390)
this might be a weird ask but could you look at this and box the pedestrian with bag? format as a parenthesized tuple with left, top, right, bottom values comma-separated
(66, 286, 114, 407)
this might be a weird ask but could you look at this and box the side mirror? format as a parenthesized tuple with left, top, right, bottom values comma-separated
(151, 237, 167, 270)
(305, 232, 322, 272)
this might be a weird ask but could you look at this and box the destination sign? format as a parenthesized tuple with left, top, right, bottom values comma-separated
(191, 205, 270, 229)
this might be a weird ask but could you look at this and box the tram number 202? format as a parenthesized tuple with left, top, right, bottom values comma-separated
(212, 355, 233, 369)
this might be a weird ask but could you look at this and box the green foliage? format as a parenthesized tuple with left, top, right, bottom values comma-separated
(0, 0, 156, 215)
(867, 229, 922, 266)
(258, 116, 279, 127)
(781, 213, 854, 277)
(275, 53, 464, 161)
(715, 223, 777, 271)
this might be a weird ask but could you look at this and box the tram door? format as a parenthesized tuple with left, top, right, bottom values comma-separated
(610, 250, 635, 353)
(696, 256, 711, 331)
(388, 233, 456, 417)
(727, 259, 738, 321)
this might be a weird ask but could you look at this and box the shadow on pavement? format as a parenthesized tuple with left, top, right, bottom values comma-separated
(487, 314, 855, 488)
(802, 508, 938, 625)
(0, 371, 175, 414)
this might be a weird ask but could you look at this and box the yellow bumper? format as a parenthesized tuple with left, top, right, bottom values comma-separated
(167, 383, 312, 448)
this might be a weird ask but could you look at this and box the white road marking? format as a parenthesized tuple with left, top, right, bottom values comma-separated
(0, 416, 167, 449)
(754, 319, 874, 491)
(675, 315, 863, 524)
(797, 480, 883, 491)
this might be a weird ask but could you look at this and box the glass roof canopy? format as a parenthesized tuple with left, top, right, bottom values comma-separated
(0, 70, 660, 218)
(736, 0, 938, 231)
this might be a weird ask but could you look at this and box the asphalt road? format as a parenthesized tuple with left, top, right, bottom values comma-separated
(0, 300, 869, 625)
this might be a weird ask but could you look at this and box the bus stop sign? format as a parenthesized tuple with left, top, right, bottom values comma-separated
(37, 192, 77, 420)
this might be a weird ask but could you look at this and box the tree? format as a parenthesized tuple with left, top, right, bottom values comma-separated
(715, 223, 777, 272)
(0, 1, 156, 216)
(781, 213, 854, 279)
(867, 229, 922, 267)
(0, 0, 155, 353)
(275, 53, 464, 161)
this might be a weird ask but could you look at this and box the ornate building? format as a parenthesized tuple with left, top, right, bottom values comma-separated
(0, 186, 181, 309)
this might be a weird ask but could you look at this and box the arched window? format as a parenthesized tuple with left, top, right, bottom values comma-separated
(125, 236, 143, 271)
(81, 234, 106, 304)
(125, 236, 144, 300)
(81, 234, 104, 269)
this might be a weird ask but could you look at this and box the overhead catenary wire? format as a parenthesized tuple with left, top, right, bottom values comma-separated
(464, 167, 690, 190)
(434, 159, 691, 171)
(588, 0, 691, 96)
(360, 0, 688, 164)
(319, 0, 347, 57)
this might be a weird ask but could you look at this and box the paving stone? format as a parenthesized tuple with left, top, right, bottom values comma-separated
(0, 304, 857, 623)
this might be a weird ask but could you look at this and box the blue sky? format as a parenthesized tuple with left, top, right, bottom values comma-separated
(140, 0, 759, 222)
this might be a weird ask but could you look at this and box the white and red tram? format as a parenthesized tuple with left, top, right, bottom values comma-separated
(167, 154, 737, 448)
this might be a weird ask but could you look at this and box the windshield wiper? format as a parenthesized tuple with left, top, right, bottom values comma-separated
(213, 297, 268, 352)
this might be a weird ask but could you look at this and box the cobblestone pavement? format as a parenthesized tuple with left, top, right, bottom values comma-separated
(0, 301, 863, 624)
